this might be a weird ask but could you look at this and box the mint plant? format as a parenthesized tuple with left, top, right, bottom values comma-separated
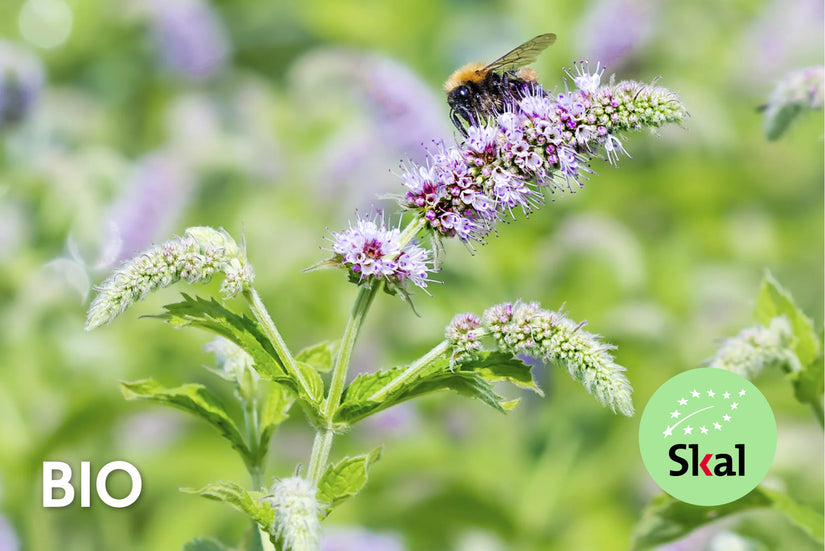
(633, 274, 824, 550)
(86, 62, 686, 551)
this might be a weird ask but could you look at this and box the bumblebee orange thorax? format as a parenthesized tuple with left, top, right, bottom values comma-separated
(444, 62, 487, 92)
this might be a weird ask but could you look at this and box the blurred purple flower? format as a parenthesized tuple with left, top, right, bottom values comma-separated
(115, 411, 185, 453)
(0, 40, 44, 128)
(103, 152, 194, 264)
(289, 49, 450, 201)
(140, 0, 230, 80)
(322, 527, 405, 551)
(575, 0, 656, 69)
(740, 0, 823, 83)
(361, 403, 420, 440)
(0, 515, 19, 551)
(362, 54, 451, 156)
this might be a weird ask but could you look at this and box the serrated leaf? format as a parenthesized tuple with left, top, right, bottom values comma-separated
(120, 379, 250, 461)
(336, 366, 509, 425)
(150, 295, 285, 380)
(754, 274, 820, 366)
(460, 351, 544, 396)
(255, 383, 294, 463)
(183, 481, 274, 528)
(317, 447, 382, 513)
(295, 341, 338, 373)
(631, 488, 824, 550)
(335, 350, 533, 424)
(294, 361, 324, 404)
(150, 295, 324, 415)
(183, 537, 233, 551)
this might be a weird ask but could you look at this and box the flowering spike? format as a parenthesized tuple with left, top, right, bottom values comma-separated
(401, 64, 686, 243)
(763, 65, 824, 140)
(708, 317, 801, 379)
(445, 313, 483, 362)
(328, 212, 434, 294)
(264, 476, 322, 551)
(446, 301, 634, 416)
(85, 226, 253, 330)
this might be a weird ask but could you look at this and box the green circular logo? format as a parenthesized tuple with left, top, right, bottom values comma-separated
(639, 368, 777, 506)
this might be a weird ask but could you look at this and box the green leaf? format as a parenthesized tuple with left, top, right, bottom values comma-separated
(150, 295, 285, 380)
(120, 379, 250, 461)
(295, 340, 338, 373)
(256, 383, 294, 463)
(459, 351, 543, 396)
(760, 487, 825, 542)
(790, 354, 824, 424)
(294, 361, 324, 405)
(754, 274, 820, 366)
(765, 103, 803, 141)
(632, 488, 824, 550)
(317, 447, 382, 513)
(336, 352, 523, 425)
(183, 537, 233, 551)
(150, 295, 324, 413)
(183, 481, 274, 528)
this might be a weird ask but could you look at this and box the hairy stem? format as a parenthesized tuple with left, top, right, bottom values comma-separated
(368, 340, 450, 402)
(308, 284, 379, 482)
(244, 288, 313, 400)
(243, 394, 275, 551)
(398, 216, 426, 249)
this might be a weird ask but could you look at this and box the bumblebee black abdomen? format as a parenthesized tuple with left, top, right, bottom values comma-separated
(444, 33, 555, 133)
(447, 70, 534, 131)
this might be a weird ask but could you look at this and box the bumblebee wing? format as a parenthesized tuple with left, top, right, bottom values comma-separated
(482, 33, 556, 73)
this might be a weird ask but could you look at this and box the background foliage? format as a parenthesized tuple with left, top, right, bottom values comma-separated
(0, 0, 822, 549)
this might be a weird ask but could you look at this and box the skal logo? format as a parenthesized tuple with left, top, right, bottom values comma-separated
(639, 368, 777, 506)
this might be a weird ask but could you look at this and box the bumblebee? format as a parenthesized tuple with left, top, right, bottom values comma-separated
(445, 33, 556, 132)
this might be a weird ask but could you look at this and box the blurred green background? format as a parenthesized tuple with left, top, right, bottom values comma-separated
(0, 0, 822, 549)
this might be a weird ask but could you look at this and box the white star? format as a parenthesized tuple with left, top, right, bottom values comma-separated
(683, 425, 693, 435)
(713, 422, 722, 430)
(670, 410, 681, 418)
(731, 402, 739, 410)
(663, 426, 674, 437)
(691, 390, 701, 398)
(723, 414, 731, 421)
(700, 426, 709, 434)
(739, 389, 746, 396)
(723, 392, 730, 399)
(678, 398, 688, 406)
(707, 390, 715, 398)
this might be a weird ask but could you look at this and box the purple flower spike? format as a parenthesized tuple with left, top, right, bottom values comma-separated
(331, 212, 433, 293)
(400, 61, 686, 243)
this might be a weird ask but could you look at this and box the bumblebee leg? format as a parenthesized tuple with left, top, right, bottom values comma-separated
(450, 109, 469, 137)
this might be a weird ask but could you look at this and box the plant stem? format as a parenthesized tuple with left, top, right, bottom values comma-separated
(306, 430, 333, 482)
(242, 393, 275, 551)
(245, 288, 313, 400)
(307, 284, 379, 482)
(398, 216, 426, 249)
(368, 340, 450, 402)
